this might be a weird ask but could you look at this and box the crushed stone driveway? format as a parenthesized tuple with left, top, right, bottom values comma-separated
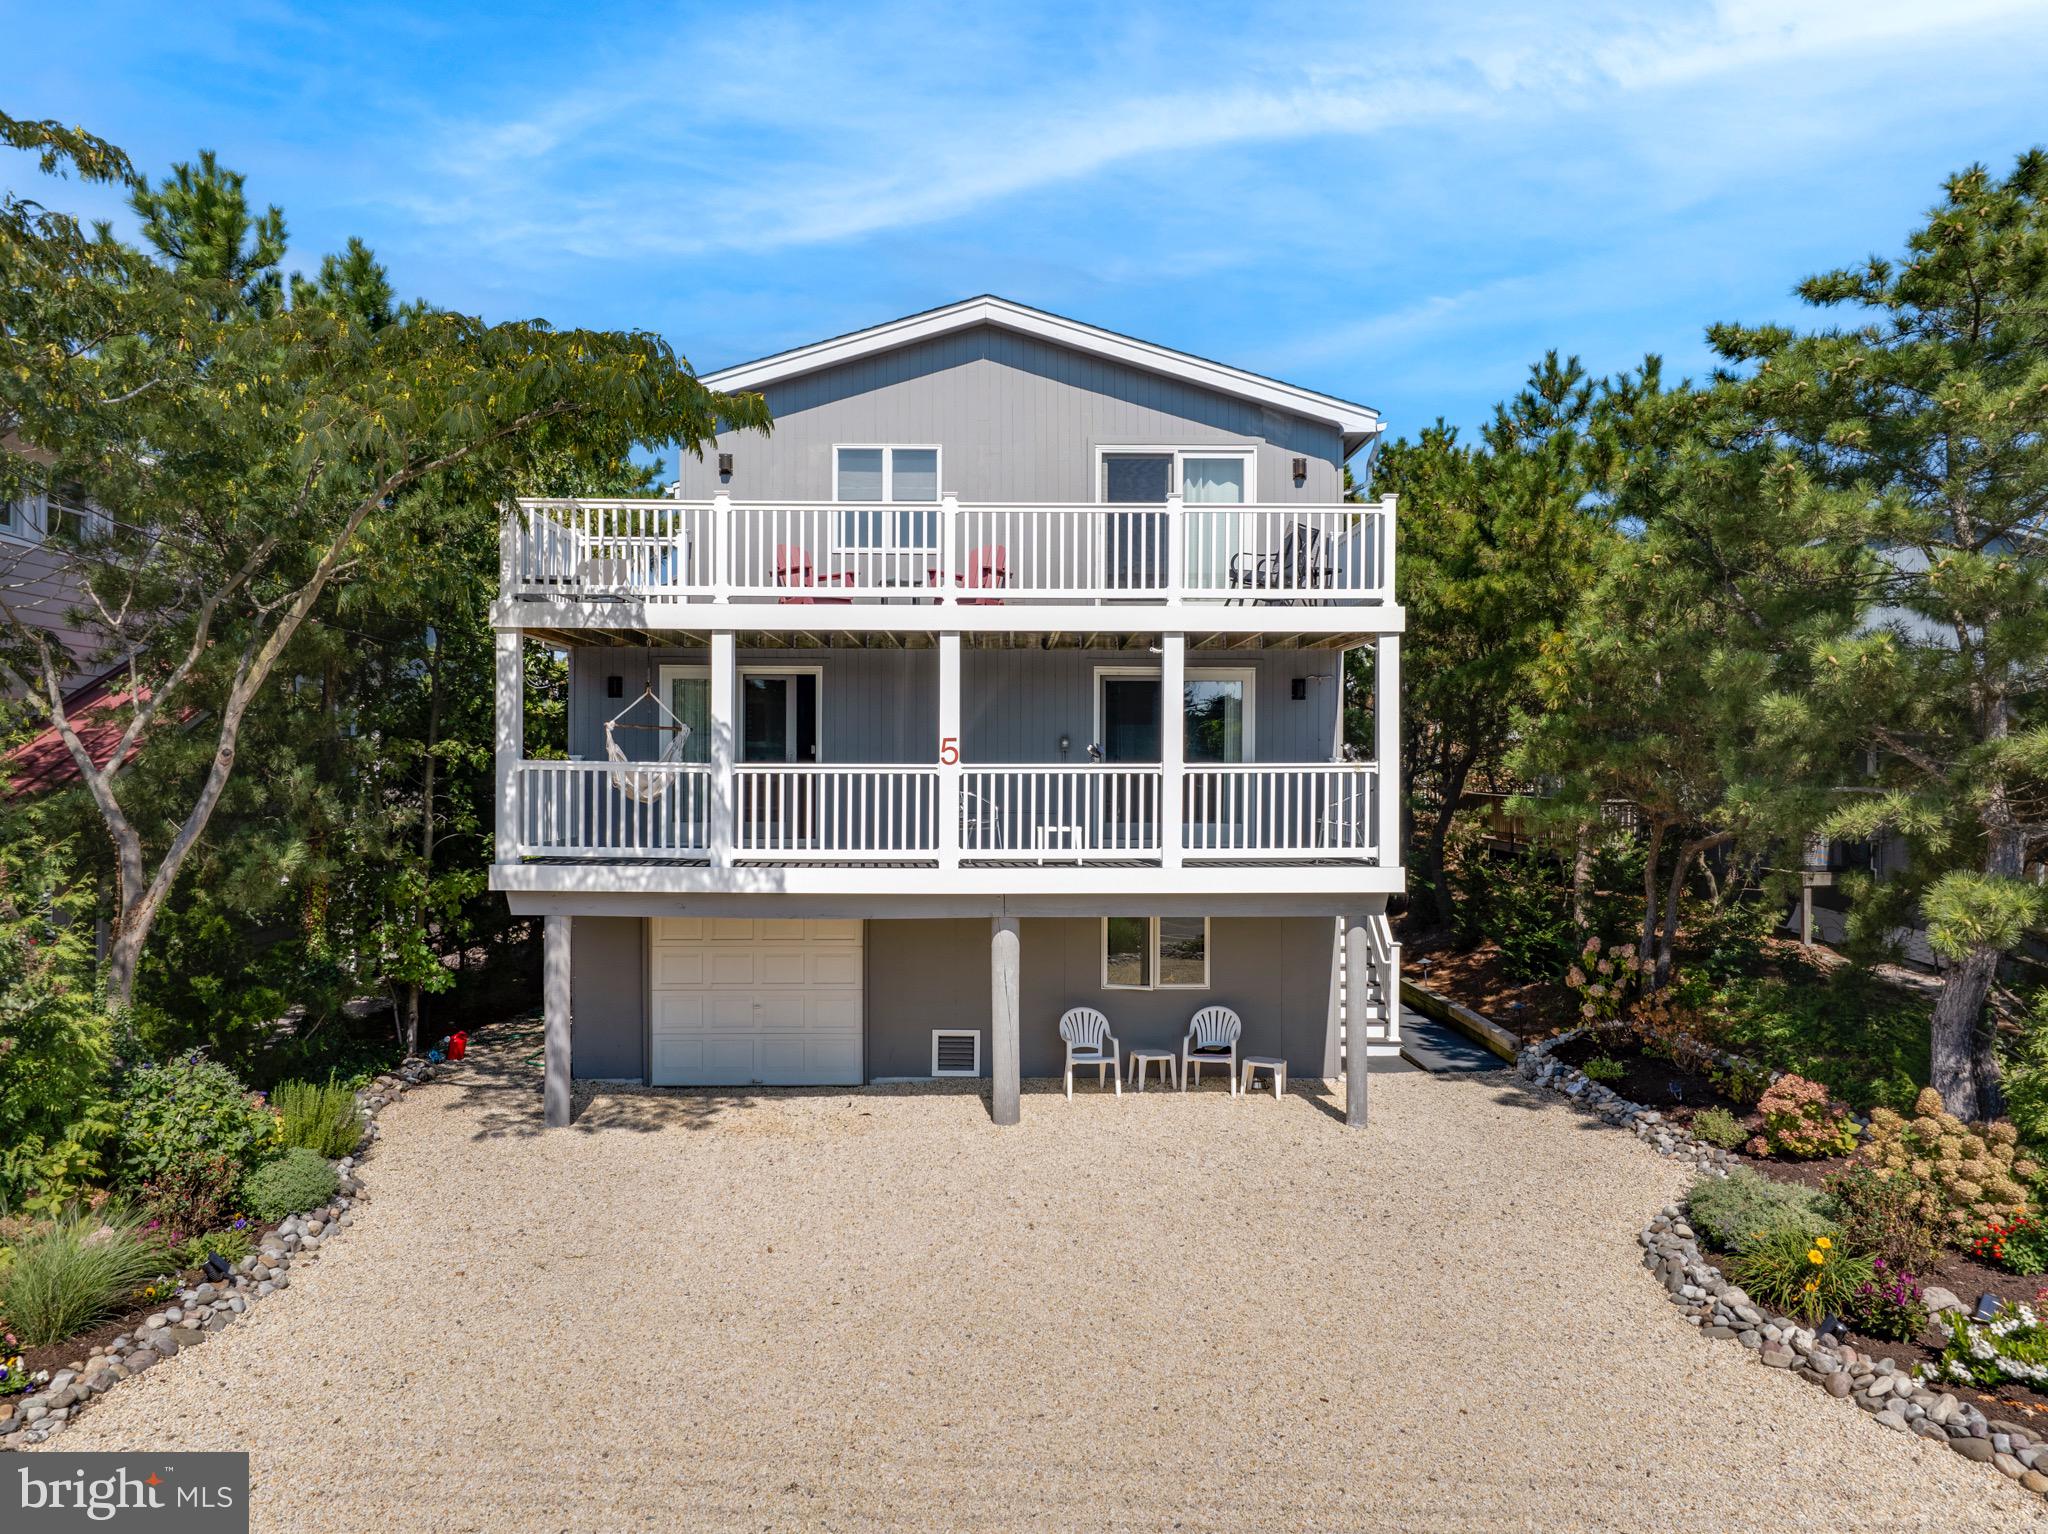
(47, 1021, 2038, 1531)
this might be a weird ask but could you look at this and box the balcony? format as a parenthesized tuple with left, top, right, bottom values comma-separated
(506, 760, 1380, 868)
(501, 496, 1393, 612)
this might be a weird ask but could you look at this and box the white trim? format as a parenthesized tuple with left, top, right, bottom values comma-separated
(1099, 916, 1210, 991)
(930, 1028, 982, 1077)
(703, 296, 1383, 451)
(737, 663, 826, 763)
(1092, 664, 1258, 763)
(1094, 444, 1257, 505)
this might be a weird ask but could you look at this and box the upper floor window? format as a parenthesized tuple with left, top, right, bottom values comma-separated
(836, 445, 939, 551)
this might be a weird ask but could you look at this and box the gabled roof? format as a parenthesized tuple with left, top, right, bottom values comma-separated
(701, 296, 1384, 458)
(3, 670, 143, 798)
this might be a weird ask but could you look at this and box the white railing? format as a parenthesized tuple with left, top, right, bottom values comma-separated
(517, 760, 710, 858)
(510, 759, 1380, 866)
(504, 497, 1392, 608)
(1183, 764, 1377, 860)
(960, 765, 1163, 862)
(732, 765, 940, 861)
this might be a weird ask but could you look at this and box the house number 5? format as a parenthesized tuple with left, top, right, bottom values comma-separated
(939, 737, 959, 765)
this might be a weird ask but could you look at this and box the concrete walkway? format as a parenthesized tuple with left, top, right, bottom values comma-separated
(46, 1023, 2033, 1532)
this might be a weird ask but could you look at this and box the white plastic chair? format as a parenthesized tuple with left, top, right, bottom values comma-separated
(1181, 1005, 1243, 1094)
(1059, 1007, 1122, 1099)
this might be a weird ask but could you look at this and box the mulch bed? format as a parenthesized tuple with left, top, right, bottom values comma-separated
(1397, 927, 1579, 1039)
(1551, 1033, 1748, 1133)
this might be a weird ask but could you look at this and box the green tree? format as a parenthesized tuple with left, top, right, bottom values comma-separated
(1710, 150, 2048, 1117)
(0, 113, 771, 1009)
(129, 148, 288, 316)
(1368, 354, 1609, 928)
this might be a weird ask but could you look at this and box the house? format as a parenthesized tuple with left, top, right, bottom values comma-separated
(489, 296, 1405, 1126)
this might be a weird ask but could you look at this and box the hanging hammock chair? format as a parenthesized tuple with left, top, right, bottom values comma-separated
(603, 685, 693, 804)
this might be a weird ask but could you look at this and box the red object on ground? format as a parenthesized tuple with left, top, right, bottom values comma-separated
(449, 1031, 467, 1061)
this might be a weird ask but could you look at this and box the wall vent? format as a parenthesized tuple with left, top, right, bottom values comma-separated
(931, 1029, 982, 1077)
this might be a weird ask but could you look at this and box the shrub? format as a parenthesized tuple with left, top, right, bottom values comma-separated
(1746, 1074, 1859, 1160)
(273, 1078, 363, 1159)
(0, 830, 117, 1213)
(112, 1057, 280, 1190)
(1725, 1225, 1873, 1323)
(138, 1152, 243, 1244)
(1848, 1259, 1930, 1342)
(1685, 1168, 1834, 1250)
(241, 1148, 338, 1222)
(0, 1205, 168, 1346)
(1823, 1162, 1946, 1272)
(1970, 1215, 2048, 1276)
(1856, 1085, 2036, 1241)
(1581, 1055, 1626, 1085)
(1690, 1107, 1747, 1150)
(1450, 846, 1582, 981)
(171, 1223, 253, 1270)
(1936, 1303, 2048, 1389)
(1566, 936, 1642, 1027)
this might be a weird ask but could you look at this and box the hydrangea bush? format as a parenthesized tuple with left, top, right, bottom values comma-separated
(1857, 1086, 2036, 1241)
(112, 1057, 281, 1190)
(1565, 936, 1641, 1025)
(1747, 1073, 1859, 1159)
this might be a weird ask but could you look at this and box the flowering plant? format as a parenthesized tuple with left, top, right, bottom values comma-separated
(1971, 1214, 2048, 1276)
(1565, 936, 1641, 1026)
(1848, 1260, 1930, 1342)
(0, 1335, 26, 1397)
(1935, 1302, 2048, 1389)
(1746, 1073, 1859, 1159)
(1725, 1224, 1873, 1322)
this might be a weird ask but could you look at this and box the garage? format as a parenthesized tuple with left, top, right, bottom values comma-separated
(648, 917, 864, 1085)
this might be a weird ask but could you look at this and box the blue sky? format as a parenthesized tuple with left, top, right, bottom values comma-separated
(10, 0, 2048, 443)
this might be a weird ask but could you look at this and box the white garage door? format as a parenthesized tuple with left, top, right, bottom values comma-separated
(649, 918, 863, 1086)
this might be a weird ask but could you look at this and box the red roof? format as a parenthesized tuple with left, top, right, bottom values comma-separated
(4, 672, 146, 796)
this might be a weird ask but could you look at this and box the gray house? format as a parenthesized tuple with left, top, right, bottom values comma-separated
(491, 296, 1405, 1125)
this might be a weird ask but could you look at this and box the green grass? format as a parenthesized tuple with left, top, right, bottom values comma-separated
(1682, 960, 1929, 1113)
(0, 1206, 168, 1346)
(272, 1077, 364, 1159)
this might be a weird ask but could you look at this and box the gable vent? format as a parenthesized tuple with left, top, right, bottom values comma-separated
(932, 1029, 982, 1077)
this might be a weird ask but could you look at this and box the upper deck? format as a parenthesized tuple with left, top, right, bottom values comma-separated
(497, 494, 1399, 637)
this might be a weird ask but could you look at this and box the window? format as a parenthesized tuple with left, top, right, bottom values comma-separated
(836, 445, 940, 551)
(739, 667, 822, 763)
(656, 665, 712, 764)
(1093, 666, 1256, 763)
(1097, 448, 1253, 591)
(1102, 917, 1210, 990)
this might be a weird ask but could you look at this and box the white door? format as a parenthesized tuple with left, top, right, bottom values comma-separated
(648, 917, 863, 1085)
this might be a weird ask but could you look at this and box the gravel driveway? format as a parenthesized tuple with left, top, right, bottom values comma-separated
(45, 1022, 2039, 1531)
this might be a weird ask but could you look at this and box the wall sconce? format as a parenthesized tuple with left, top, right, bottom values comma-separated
(1291, 677, 1307, 701)
(1057, 734, 1071, 756)
(1291, 456, 1308, 483)
(717, 452, 734, 477)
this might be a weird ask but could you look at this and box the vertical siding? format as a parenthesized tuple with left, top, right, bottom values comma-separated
(863, 916, 1339, 1079)
(678, 324, 1346, 503)
(563, 644, 1342, 765)
(570, 916, 646, 1079)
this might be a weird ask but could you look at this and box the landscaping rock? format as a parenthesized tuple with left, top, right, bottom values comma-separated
(1922, 1286, 1965, 1315)
(1950, 1437, 1996, 1464)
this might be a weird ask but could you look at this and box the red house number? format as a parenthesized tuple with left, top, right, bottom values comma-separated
(939, 737, 959, 765)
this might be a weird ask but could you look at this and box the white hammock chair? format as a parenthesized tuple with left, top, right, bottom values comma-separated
(603, 685, 693, 804)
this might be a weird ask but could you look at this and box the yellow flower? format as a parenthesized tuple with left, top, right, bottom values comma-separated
(1807, 1250, 1824, 1264)
(1816, 1236, 1832, 1250)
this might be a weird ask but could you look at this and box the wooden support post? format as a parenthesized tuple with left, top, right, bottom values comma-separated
(709, 631, 735, 867)
(1345, 911, 1371, 1128)
(938, 632, 961, 870)
(991, 914, 1021, 1126)
(544, 914, 572, 1128)
(494, 628, 522, 862)
(1160, 631, 1184, 869)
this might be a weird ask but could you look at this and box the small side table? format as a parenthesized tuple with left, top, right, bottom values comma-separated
(1241, 1055, 1287, 1101)
(1128, 1048, 1179, 1092)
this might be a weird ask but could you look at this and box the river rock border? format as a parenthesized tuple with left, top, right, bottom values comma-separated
(0, 1060, 436, 1450)
(1517, 1026, 2046, 1502)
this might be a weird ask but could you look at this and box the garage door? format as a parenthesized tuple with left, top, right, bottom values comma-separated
(649, 917, 863, 1085)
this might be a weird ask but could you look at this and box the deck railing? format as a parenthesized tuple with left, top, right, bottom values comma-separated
(517, 760, 711, 859)
(509, 760, 1380, 866)
(1182, 764, 1377, 860)
(504, 497, 1391, 607)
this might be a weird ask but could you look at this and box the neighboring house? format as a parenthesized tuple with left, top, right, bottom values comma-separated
(491, 296, 1404, 1126)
